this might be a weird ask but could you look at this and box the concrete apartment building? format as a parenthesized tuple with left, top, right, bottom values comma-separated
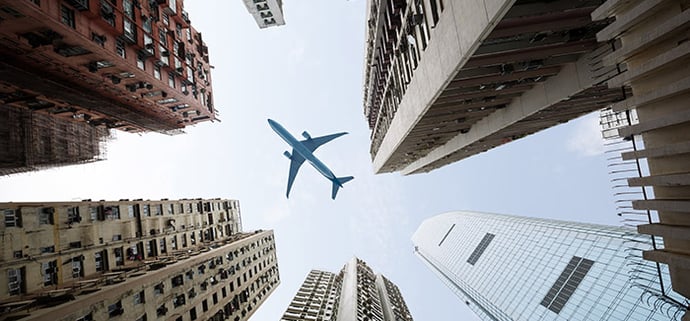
(0, 198, 280, 321)
(281, 258, 413, 321)
(362, 0, 627, 175)
(0, 0, 215, 175)
(413, 211, 688, 320)
(242, 0, 285, 28)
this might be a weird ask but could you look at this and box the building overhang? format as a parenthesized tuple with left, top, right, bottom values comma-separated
(367, 0, 628, 175)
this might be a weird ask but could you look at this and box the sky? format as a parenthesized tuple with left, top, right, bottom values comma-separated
(0, 1, 625, 320)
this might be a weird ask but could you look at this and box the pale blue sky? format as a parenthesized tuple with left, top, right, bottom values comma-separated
(0, 1, 623, 320)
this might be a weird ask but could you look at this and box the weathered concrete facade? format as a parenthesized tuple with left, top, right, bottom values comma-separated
(0, 199, 280, 321)
(592, 1, 690, 319)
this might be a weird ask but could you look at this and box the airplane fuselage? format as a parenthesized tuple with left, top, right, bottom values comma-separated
(268, 119, 338, 182)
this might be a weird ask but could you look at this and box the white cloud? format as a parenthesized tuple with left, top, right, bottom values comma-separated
(567, 113, 605, 156)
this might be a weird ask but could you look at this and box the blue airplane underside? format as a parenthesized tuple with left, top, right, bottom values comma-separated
(268, 119, 354, 199)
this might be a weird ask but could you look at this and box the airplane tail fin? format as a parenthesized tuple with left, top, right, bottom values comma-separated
(331, 176, 354, 200)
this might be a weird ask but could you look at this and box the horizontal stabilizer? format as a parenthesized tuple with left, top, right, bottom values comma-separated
(331, 176, 354, 200)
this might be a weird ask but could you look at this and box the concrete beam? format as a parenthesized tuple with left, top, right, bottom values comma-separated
(400, 51, 596, 175)
(638, 223, 690, 240)
(621, 141, 690, 160)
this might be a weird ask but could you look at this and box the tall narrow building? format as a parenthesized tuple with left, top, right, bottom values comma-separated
(0, 198, 280, 321)
(281, 258, 413, 321)
(0, 0, 216, 175)
(412, 211, 688, 321)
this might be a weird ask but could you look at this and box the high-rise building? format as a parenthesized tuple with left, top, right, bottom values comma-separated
(242, 0, 285, 28)
(0, 0, 216, 174)
(0, 198, 280, 321)
(361, 0, 629, 175)
(281, 257, 413, 321)
(592, 0, 690, 304)
(412, 211, 688, 321)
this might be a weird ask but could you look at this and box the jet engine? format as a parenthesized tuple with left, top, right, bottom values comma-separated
(283, 151, 291, 159)
(302, 131, 311, 139)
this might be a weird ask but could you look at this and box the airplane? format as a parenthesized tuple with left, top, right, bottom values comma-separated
(268, 119, 354, 200)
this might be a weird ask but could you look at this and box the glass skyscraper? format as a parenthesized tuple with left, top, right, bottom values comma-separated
(412, 211, 688, 321)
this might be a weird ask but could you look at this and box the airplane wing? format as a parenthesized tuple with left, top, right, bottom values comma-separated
(286, 150, 306, 198)
(301, 132, 348, 153)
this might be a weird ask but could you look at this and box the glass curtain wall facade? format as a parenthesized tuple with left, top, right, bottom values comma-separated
(412, 211, 687, 321)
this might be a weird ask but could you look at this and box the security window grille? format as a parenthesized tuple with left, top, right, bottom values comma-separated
(438, 223, 456, 246)
(100, 0, 115, 26)
(541, 256, 594, 314)
(68, 207, 81, 223)
(8, 268, 24, 295)
(72, 257, 84, 278)
(3, 209, 21, 227)
(466, 233, 495, 265)
(60, 5, 75, 29)
(42, 260, 57, 286)
(39, 208, 54, 224)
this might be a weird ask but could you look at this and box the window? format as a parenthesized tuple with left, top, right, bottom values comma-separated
(190, 307, 197, 320)
(466, 233, 495, 265)
(108, 301, 123, 318)
(135, 314, 147, 321)
(154, 204, 162, 216)
(7, 268, 24, 295)
(154, 283, 165, 296)
(143, 204, 150, 216)
(156, 304, 168, 317)
(438, 223, 455, 246)
(173, 294, 185, 307)
(137, 54, 145, 70)
(127, 205, 135, 218)
(42, 260, 57, 286)
(68, 207, 81, 223)
(100, 0, 115, 26)
(159, 238, 167, 253)
(154, 65, 161, 80)
(72, 256, 84, 278)
(40, 246, 55, 254)
(104, 206, 120, 219)
(114, 248, 124, 266)
(13, 250, 23, 259)
(38, 207, 54, 225)
(212, 293, 218, 304)
(60, 5, 75, 29)
(168, 72, 175, 88)
(541, 256, 595, 313)
(172, 274, 183, 287)
(90, 206, 99, 221)
(4, 209, 21, 227)
(167, 203, 174, 214)
(116, 37, 126, 58)
(134, 290, 145, 304)
(202, 299, 208, 312)
(95, 251, 106, 272)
